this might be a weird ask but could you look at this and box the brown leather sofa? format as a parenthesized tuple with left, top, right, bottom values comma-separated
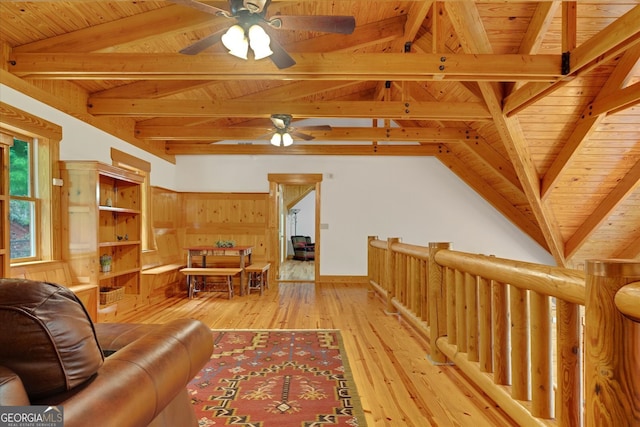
(0, 278, 213, 427)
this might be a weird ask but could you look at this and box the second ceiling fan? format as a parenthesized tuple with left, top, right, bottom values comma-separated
(267, 114, 332, 147)
(171, 0, 356, 69)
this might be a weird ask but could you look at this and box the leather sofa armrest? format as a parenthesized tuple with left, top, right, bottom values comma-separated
(94, 322, 158, 354)
(0, 366, 30, 406)
(39, 318, 213, 427)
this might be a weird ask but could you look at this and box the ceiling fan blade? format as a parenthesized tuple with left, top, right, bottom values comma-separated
(269, 15, 356, 34)
(266, 37, 296, 69)
(297, 125, 332, 132)
(179, 30, 224, 55)
(290, 131, 315, 141)
(169, 0, 229, 17)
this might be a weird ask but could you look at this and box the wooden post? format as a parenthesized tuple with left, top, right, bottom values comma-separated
(556, 299, 581, 427)
(585, 260, 640, 427)
(385, 238, 400, 314)
(428, 242, 450, 364)
(367, 236, 377, 292)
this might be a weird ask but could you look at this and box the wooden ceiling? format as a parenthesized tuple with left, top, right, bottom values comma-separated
(1, 0, 639, 268)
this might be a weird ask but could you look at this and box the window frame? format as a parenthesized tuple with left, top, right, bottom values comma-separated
(9, 134, 39, 262)
(1, 101, 62, 271)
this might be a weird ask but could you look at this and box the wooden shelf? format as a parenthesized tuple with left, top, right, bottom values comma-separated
(61, 161, 145, 313)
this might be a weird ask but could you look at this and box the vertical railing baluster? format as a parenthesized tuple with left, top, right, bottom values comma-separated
(446, 266, 457, 346)
(479, 276, 492, 373)
(466, 272, 479, 362)
(556, 299, 581, 427)
(530, 291, 552, 418)
(455, 269, 467, 353)
(492, 280, 509, 385)
(510, 285, 530, 401)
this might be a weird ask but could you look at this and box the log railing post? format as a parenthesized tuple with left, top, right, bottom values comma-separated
(385, 238, 401, 314)
(367, 235, 377, 291)
(585, 259, 640, 427)
(428, 242, 450, 364)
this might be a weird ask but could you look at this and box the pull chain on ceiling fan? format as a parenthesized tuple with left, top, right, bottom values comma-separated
(170, 0, 356, 69)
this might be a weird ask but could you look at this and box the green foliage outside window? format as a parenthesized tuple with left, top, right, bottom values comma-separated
(9, 138, 35, 259)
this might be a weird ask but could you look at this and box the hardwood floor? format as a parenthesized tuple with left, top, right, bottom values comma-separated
(122, 281, 517, 427)
(279, 259, 314, 281)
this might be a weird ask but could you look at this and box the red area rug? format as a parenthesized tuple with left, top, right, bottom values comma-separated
(188, 329, 367, 427)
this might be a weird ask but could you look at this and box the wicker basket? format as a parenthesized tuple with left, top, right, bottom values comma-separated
(99, 286, 124, 305)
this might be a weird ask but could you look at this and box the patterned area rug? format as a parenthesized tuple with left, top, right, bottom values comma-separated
(189, 329, 367, 427)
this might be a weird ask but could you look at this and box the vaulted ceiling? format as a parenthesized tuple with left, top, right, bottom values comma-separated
(1, 0, 639, 268)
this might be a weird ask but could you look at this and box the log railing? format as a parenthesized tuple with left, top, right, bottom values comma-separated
(367, 236, 640, 427)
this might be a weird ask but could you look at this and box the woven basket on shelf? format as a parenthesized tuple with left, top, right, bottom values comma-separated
(99, 286, 124, 305)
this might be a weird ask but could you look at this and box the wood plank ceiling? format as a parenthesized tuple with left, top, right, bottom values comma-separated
(0, 0, 638, 268)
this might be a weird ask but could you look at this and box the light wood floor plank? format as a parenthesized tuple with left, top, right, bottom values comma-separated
(120, 282, 518, 426)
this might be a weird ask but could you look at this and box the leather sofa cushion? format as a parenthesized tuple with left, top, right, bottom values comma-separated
(0, 279, 103, 400)
(0, 366, 30, 405)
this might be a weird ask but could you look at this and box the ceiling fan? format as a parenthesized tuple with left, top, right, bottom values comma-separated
(267, 114, 332, 147)
(170, 0, 356, 69)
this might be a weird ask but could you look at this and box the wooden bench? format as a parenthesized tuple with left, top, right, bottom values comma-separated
(141, 229, 186, 304)
(10, 261, 99, 321)
(245, 262, 271, 295)
(179, 267, 243, 299)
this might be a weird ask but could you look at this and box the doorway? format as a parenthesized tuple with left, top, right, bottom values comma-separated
(282, 185, 315, 281)
(268, 174, 322, 283)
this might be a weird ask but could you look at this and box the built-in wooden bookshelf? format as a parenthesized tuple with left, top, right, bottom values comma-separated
(60, 161, 144, 309)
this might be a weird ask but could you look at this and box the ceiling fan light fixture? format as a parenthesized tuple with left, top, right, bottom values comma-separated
(248, 25, 273, 60)
(270, 132, 282, 146)
(221, 24, 249, 59)
(282, 132, 294, 146)
(270, 131, 294, 147)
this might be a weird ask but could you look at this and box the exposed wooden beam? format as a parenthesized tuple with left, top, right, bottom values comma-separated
(7, 52, 563, 81)
(88, 99, 493, 120)
(569, 4, 640, 73)
(447, 140, 522, 192)
(540, 44, 640, 199)
(503, 4, 640, 116)
(616, 232, 640, 259)
(0, 64, 175, 163)
(165, 143, 442, 156)
(136, 125, 480, 141)
(13, 5, 218, 53)
(446, 0, 565, 264)
(372, 1, 432, 97)
(436, 151, 547, 249)
(565, 159, 640, 259)
(286, 15, 407, 53)
(589, 81, 640, 116)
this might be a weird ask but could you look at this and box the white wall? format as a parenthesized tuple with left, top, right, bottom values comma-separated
(175, 154, 554, 274)
(2, 85, 555, 277)
(1, 85, 177, 189)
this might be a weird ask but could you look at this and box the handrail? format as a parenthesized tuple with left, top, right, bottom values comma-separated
(615, 281, 640, 322)
(434, 249, 585, 305)
(367, 236, 640, 427)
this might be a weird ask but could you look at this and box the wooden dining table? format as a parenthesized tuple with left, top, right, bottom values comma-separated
(184, 246, 253, 296)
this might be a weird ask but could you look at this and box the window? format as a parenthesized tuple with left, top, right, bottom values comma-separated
(9, 137, 38, 260)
